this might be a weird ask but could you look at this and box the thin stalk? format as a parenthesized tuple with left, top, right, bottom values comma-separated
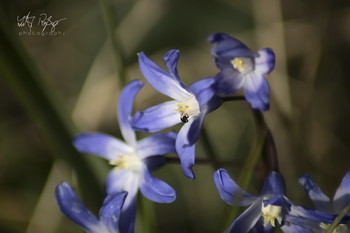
(325, 205, 350, 233)
(252, 110, 279, 172)
(222, 95, 246, 102)
(99, 0, 127, 86)
(165, 156, 241, 167)
(137, 194, 156, 233)
(223, 110, 279, 229)
(223, 124, 266, 229)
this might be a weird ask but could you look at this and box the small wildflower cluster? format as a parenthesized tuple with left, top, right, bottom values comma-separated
(55, 32, 350, 233)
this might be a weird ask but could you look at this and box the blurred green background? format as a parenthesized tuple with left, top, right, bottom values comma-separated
(1, 0, 350, 232)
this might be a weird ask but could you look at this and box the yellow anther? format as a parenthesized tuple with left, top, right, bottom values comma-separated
(109, 155, 142, 172)
(174, 97, 200, 123)
(231, 57, 254, 74)
(261, 204, 283, 227)
(175, 102, 189, 113)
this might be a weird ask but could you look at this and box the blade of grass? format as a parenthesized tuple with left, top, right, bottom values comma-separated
(99, 0, 127, 87)
(0, 9, 103, 211)
(325, 205, 350, 233)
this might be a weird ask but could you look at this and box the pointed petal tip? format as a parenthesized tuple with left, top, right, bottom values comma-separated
(207, 32, 230, 43)
(184, 167, 196, 180)
(141, 169, 177, 203)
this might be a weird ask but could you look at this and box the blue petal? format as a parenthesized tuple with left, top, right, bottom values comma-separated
(227, 200, 262, 233)
(175, 120, 196, 179)
(298, 174, 332, 213)
(214, 168, 258, 206)
(255, 48, 276, 75)
(208, 32, 255, 59)
(243, 74, 270, 111)
(140, 168, 176, 203)
(187, 111, 205, 146)
(188, 77, 215, 107)
(105, 169, 140, 210)
(162, 50, 188, 90)
(138, 52, 191, 100)
(213, 69, 245, 95)
(136, 131, 177, 159)
(73, 133, 132, 161)
(143, 155, 167, 170)
(289, 204, 335, 224)
(261, 171, 286, 196)
(284, 213, 331, 232)
(55, 183, 100, 232)
(263, 195, 291, 212)
(281, 221, 313, 233)
(333, 170, 350, 214)
(118, 80, 143, 147)
(132, 100, 181, 133)
(99, 191, 127, 233)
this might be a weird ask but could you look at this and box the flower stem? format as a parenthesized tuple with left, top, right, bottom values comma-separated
(222, 95, 246, 102)
(165, 156, 241, 167)
(325, 205, 350, 233)
(137, 194, 156, 233)
(252, 110, 279, 172)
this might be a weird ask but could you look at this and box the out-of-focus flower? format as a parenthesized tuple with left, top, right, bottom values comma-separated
(208, 32, 275, 111)
(55, 182, 127, 233)
(214, 169, 335, 233)
(132, 50, 221, 179)
(73, 80, 176, 212)
(299, 171, 350, 232)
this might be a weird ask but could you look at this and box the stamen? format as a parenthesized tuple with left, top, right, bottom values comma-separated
(174, 96, 200, 123)
(231, 57, 254, 74)
(109, 154, 143, 172)
(261, 204, 283, 227)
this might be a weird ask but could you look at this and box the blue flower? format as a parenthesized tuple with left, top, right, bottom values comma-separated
(214, 169, 334, 233)
(208, 32, 275, 111)
(73, 80, 177, 211)
(55, 182, 127, 233)
(131, 50, 222, 179)
(298, 171, 350, 232)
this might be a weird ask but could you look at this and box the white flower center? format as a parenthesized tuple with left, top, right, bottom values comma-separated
(174, 96, 200, 123)
(261, 203, 283, 227)
(231, 57, 254, 74)
(109, 154, 143, 173)
(320, 223, 348, 233)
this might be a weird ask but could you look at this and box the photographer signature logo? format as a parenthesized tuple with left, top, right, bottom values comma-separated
(17, 11, 67, 36)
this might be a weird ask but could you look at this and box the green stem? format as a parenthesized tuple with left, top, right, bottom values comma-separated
(137, 194, 156, 233)
(99, 0, 127, 86)
(252, 110, 279, 172)
(325, 205, 350, 233)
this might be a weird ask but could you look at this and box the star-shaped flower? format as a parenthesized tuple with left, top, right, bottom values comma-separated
(131, 50, 221, 179)
(214, 169, 335, 233)
(73, 80, 177, 212)
(298, 171, 350, 232)
(55, 182, 127, 233)
(208, 32, 275, 111)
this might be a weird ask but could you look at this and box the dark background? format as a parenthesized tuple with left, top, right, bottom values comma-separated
(1, 0, 350, 232)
